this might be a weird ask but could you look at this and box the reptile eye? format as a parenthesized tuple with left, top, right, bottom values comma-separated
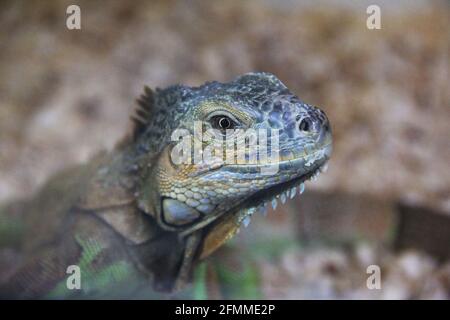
(210, 115, 236, 131)
(298, 118, 312, 132)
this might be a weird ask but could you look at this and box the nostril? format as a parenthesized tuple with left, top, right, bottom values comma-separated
(298, 118, 312, 132)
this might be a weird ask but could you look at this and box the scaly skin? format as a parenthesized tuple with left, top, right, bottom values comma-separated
(0, 72, 332, 298)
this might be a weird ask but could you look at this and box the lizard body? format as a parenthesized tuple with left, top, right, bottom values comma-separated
(0, 72, 332, 298)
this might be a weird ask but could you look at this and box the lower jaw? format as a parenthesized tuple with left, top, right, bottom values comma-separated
(180, 153, 330, 236)
(195, 158, 329, 259)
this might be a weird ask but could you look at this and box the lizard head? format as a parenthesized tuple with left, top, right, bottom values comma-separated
(135, 72, 332, 259)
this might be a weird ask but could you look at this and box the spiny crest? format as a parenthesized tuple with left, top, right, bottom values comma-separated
(132, 86, 155, 141)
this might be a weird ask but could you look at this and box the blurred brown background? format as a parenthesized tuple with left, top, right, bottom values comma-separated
(0, 0, 449, 299)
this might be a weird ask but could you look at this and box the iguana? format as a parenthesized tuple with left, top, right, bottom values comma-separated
(0, 72, 332, 299)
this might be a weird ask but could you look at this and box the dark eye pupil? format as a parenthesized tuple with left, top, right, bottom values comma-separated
(218, 117, 231, 129)
(210, 115, 236, 131)
(299, 119, 311, 131)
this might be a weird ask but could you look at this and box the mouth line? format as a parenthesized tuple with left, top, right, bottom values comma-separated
(242, 157, 329, 210)
(186, 143, 332, 180)
(209, 143, 332, 174)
